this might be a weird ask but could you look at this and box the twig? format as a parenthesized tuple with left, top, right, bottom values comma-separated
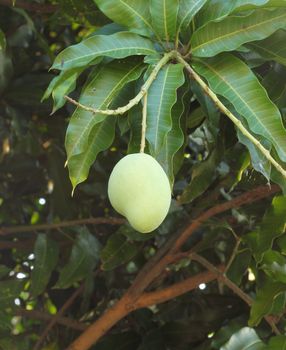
(140, 93, 148, 153)
(65, 51, 176, 116)
(0, 217, 124, 236)
(15, 309, 86, 331)
(34, 285, 85, 350)
(176, 53, 286, 181)
(67, 184, 280, 350)
(191, 253, 281, 335)
(0, 0, 58, 13)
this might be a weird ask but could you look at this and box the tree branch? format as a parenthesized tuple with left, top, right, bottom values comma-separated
(15, 309, 87, 331)
(33, 285, 84, 350)
(0, 0, 58, 13)
(191, 253, 281, 335)
(67, 184, 280, 350)
(0, 217, 124, 236)
(65, 51, 176, 115)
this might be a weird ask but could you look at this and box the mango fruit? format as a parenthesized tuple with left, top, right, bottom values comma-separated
(108, 153, 171, 233)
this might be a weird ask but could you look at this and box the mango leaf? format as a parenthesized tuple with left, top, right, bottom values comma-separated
(30, 234, 59, 296)
(197, 0, 286, 26)
(177, 0, 207, 34)
(150, 0, 179, 42)
(221, 327, 265, 350)
(156, 85, 190, 186)
(268, 336, 286, 349)
(66, 60, 145, 189)
(0, 29, 6, 51)
(226, 250, 252, 285)
(55, 228, 101, 289)
(248, 30, 286, 67)
(42, 67, 85, 114)
(179, 148, 220, 204)
(100, 231, 140, 270)
(254, 196, 286, 261)
(262, 250, 286, 283)
(52, 32, 155, 70)
(0, 280, 23, 307)
(146, 63, 185, 156)
(94, 0, 154, 37)
(262, 63, 286, 107)
(191, 9, 286, 57)
(193, 53, 286, 162)
(249, 280, 285, 326)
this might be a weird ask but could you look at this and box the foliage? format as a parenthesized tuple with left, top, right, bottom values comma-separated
(1, 0, 286, 349)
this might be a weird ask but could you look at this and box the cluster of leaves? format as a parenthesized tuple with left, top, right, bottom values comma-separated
(1, 0, 286, 349)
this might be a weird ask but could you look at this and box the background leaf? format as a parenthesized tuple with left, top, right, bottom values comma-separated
(177, 0, 207, 34)
(31, 234, 59, 296)
(55, 227, 101, 289)
(221, 327, 265, 350)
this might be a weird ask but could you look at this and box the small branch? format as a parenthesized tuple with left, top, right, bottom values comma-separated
(15, 309, 86, 331)
(140, 93, 148, 153)
(0, 0, 58, 13)
(33, 285, 84, 350)
(0, 217, 124, 236)
(65, 51, 176, 116)
(191, 253, 281, 335)
(176, 53, 286, 181)
(67, 184, 280, 350)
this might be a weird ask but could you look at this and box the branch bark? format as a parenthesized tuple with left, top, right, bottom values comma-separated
(16, 309, 87, 331)
(0, 0, 58, 13)
(0, 217, 124, 236)
(67, 184, 280, 350)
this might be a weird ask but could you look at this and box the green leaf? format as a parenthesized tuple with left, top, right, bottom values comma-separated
(94, 0, 154, 37)
(177, 0, 207, 34)
(100, 231, 140, 270)
(226, 250, 252, 285)
(52, 32, 155, 70)
(221, 327, 265, 350)
(249, 280, 285, 326)
(150, 0, 179, 42)
(156, 85, 190, 186)
(262, 251, 286, 283)
(127, 105, 142, 154)
(248, 30, 286, 67)
(55, 228, 101, 289)
(179, 148, 220, 204)
(65, 59, 145, 189)
(30, 234, 59, 297)
(42, 67, 85, 113)
(262, 63, 286, 107)
(0, 29, 6, 51)
(146, 63, 185, 156)
(0, 265, 10, 279)
(0, 280, 23, 307)
(254, 196, 286, 261)
(193, 53, 286, 162)
(192, 9, 286, 58)
(268, 336, 286, 350)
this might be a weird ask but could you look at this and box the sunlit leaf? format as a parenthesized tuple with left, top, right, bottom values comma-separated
(193, 53, 286, 162)
(221, 327, 265, 350)
(52, 32, 155, 70)
(192, 9, 286, 57)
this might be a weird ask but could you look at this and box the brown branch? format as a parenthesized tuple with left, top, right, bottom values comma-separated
(0, 217, 125, 236)
(191, 253, 281, 335)
(34, 285, 84, 350)
(15, 309, 87, 331)
(67, 184, 280, 350)
(0, 0, 58, 13)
